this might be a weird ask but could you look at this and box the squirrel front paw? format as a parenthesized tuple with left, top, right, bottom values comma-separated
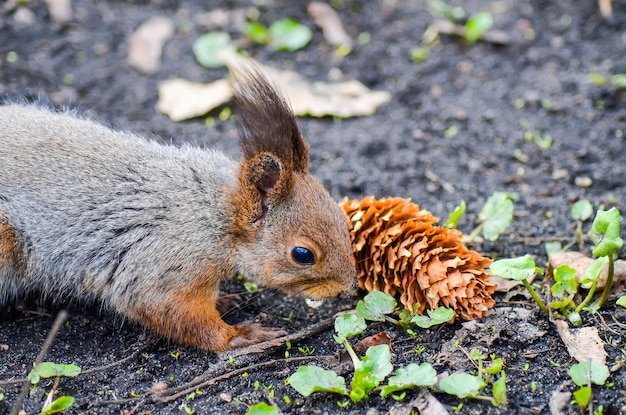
(228, 321, 288, 349)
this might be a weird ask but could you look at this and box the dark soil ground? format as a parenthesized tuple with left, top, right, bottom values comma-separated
(1, 0, 626, 414)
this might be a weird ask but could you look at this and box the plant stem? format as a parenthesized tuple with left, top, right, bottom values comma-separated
(575, 280, 598, 314)
(342, 340, 361, 368)
(592, 255, 614, 310)
(463, 222, 484, 244)
(522, 279, 550, 315)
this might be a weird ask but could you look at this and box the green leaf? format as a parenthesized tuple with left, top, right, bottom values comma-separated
(243, 22, 270, 44)
(192, 32, 236, 68)
(550, 265, 578, 299)
(439, 373, 485, 398)
(569, 361, 610, 386)
(579, 256, 608, 288)
(42, 396, 75, 415)
(268, 19, 312, 52)
(479, 192, 516, 241)
(492, 372, 507, 406)
(350, 345, 393, 402)
(590, 207, 623, 257)
(489, 255, 539, 281)
(28, 362, 81, 385)
(287, 365, 349, 397)
(573, 386, 592, 410)
(485, 358, 504, 375)
(445, 200, 466, 229)
(334, 313, 366, 343)
(464, 12, 494, 43)
(246, 402, 279, 415)
(380, 363, 437, 397)
(572, 200, 594, 222)
(410, 307, 454, 328)
(544, 241, 562, 256)
(610, 74, 626, 89)
(356, 291, 397, 321)
(617, 296, 626, 308)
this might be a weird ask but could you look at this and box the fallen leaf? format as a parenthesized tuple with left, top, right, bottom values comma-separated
(157, 59, 391, 120)
(308, 2, 353, 47)
(548, 251, 626, 288)
(548, 384, 570, 415)
(156, 78, 233, 121)
(43, 0, 72, 25)
(554, 320, 607, 365)
(127, 16, 175, 75)
(356, 332, 393, 354)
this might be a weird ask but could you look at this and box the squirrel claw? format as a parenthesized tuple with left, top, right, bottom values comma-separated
(228, 321, 288, 349)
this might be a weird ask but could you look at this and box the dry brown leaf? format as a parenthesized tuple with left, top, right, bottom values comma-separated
(340, 197, 495, 321)
(554, 320, 607, 365)
(308, 2, 353, 47)
(356, 332, 393, 354)
(156, 78, 233, 122)
(43, 0, 72, 25)
(127, 16, 175, 75)
(157, 58, 391, 120)
(548, 251, 626, 288)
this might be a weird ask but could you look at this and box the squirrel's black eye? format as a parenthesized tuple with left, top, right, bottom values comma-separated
(291, 246, 315, 265)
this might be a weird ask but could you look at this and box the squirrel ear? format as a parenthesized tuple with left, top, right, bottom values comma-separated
(230, 64, 309, 173)
(240, 152, 289, 222)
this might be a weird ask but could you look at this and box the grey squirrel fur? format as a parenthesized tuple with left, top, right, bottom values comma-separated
(0, 68, 357, 351)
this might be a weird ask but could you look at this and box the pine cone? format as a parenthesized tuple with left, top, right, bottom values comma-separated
(340, 197, 495, 321)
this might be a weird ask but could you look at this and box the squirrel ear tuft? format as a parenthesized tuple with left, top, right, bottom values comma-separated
(230, 64, 309, 173)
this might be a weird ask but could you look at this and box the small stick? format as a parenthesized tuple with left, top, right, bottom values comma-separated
(10, 310, 68, 415)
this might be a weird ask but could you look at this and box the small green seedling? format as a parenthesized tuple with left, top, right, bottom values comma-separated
(246, 402, 278, 415)
(28, 362, 81, 415)
(445, 200, 467, 229)
(410, 307, 455, 328)
(589, 73, 626, 89)
(466, 192, 517, 242)
(439, 373, 485, 399)
(490, 254, 548, 313)
(243, 19, 313, 51)
(568, 361, 610, 413)
(287, 365, 349, 397)
(464, 12, 493, 43)
(192, 32, 236, 68)
(617, 296, 626, 308)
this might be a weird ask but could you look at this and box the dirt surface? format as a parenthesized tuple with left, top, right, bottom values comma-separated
(1, 0, 626, 414)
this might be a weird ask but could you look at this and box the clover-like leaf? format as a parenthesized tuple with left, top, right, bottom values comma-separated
(492, 372, 507, 407)
(617, 296, 626, 308)
(550, 265, 578, 299)
(287, 365, 349, 397)
(192, 32, 236, 68)
(479, 192, 516, 241)
(439, 373, 485, 398)
(268, 19, 312, 51)
(568, 361, 610, 386)
(334, 313, 367, 344)
(42, 396, 75, 415)
(590, 207, 623, 257)
(573, 386, 592, 410)
(410, 307, 454, 328)
(572, 200, 593, 222)
(246, 402, 279, 415)
(243, 22, 270, 45)
(489, 254, 540, 281)
(28, 362, 81, 385)
(356, 291, 397, 322)
(349, 345, 393, 402)
(380, 363, 437, 397)
(579, 256, 608, 289)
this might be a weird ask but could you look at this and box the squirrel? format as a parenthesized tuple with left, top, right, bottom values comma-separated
(0, 67, 357, 352)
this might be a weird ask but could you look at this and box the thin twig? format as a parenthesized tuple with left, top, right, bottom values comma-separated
(10, 310, 68, 415)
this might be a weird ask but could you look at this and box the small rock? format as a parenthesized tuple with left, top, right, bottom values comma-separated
(574, 176, 592, 188)
(127, 16, 175, 75)
(219, 392, 232, 403)
(552, 168, 568, 180)
(43, 0, 72, 25)
(14, 7, 36, 27)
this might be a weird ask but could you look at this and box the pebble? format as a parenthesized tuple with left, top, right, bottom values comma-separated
(574, 176, 592, 188)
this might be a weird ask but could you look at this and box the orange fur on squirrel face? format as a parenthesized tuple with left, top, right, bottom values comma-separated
(340, 197, 495, 321)
(0, 214, 20, 269)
